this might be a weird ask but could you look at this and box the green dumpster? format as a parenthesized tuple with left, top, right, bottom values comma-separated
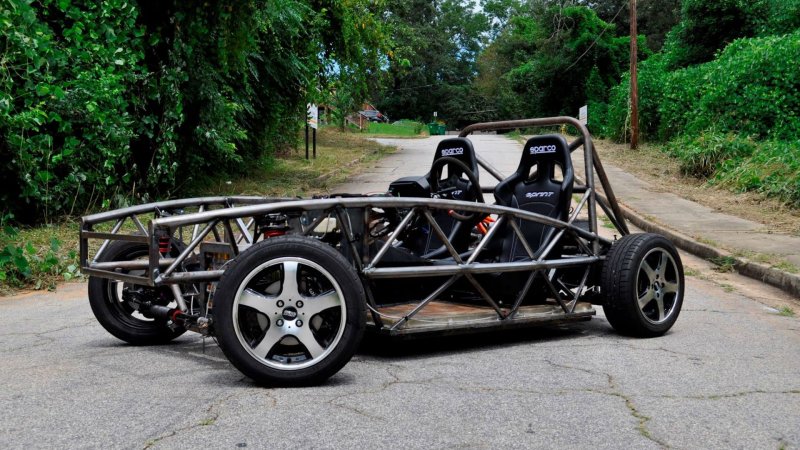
(427, 123, 446, 135)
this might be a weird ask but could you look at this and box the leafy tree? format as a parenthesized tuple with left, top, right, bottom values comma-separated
(375, 0, 489, 128)
(0, 0, 387, 224)
(476, 5, 637, 121)
(664, 0, 753, 68)
(578, 0, 680, 51)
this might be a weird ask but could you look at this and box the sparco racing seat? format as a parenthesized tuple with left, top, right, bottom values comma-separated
(493, 134, 574, 261)
(387, 137, 483, 259)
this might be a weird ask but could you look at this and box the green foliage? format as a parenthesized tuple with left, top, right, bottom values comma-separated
(0, 226, 79, 289)
(603, 54, 669, 141)
(476, 5, 638, 124)
(366, 121, 424, 136)
(594, 1, 800, 206)
(667, 131, 757, 178)
(1, 0, 387, 224)
(375, 0, 490, 128)
(659, 31, 800, 141)
(1, 0, 147, 223)
(664, 0, 753, 68)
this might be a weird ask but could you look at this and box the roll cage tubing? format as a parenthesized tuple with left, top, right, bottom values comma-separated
(80, 117, 629, 295)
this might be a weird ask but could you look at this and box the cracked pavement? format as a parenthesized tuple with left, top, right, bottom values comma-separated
(1, 136, 799, 449)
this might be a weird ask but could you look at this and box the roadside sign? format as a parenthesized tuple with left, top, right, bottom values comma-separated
(579, 105, 588, 125)
(307, 103, 318, 130)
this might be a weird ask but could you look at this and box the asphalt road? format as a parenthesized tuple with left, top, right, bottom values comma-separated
(2, 136, 798, 449)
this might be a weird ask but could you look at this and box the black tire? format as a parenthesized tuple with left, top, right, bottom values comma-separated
(88, 241, 186, 345)
(213, 236, 366, 386)
(601, 233, 684, 337)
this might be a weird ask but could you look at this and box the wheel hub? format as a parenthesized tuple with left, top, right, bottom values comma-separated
(652, 282, 663, 298)
(282, 306, 298, 321)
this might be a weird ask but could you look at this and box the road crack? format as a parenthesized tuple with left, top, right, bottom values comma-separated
(142, 392, 243, 449)
(543, 359, 669, 448)
(655, 389, 800, 400)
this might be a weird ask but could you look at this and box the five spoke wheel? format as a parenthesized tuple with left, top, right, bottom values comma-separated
(602, 233, 684, 337)
(213, 236, 365, 386)
(233, 259, 346, 369)
(636, 249, 681, 324)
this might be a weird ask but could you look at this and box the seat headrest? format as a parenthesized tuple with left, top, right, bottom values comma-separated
(517, 134, 571, 174)
(433, 138, 479, 175)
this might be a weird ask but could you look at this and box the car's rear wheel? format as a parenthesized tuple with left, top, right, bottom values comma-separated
(88, 241, 186, 345)
(213, 236, 365, 386)
(601, 233, 684, 337)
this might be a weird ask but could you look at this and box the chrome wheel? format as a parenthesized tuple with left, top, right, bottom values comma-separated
(232, 257, 347, 371)
(635, 248, 681, 325)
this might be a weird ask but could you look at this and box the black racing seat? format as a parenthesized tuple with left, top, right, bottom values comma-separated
(387, 137, 482, 259)
(420, 137, 482, 258)
(492, 134, 574, 261)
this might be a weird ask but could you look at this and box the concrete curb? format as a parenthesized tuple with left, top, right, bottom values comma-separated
(617, 201, 800, 298)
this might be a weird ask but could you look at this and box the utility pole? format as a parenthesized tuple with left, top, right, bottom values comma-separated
(630, 0, 639, 149)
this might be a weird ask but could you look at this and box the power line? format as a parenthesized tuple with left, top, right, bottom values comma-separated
(564, 2, 627, 72)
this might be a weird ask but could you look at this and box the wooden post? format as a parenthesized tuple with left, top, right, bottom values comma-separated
(305, 124, 309, 159)
(630, 0, 639, 149)
(312, 128, 317, 159)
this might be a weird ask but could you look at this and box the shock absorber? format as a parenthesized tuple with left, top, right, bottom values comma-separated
(158, 236, 171, 255)
(256, 213, 291, 239)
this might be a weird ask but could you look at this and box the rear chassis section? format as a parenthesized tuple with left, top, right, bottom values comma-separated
(79, 117, 632, 338)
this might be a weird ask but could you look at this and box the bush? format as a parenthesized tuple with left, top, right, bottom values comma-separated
(664, 0, 753, 68)
(0, 226, 79, 290)
(0, 0, 148, 223)
(666, 131, 757, 178)
(659, 31, 800, 141)
(714, 140, 800, 205)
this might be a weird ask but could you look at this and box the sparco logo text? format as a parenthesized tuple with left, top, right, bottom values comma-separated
(441, 147, 464, 156)
(529, 145, 557, 154)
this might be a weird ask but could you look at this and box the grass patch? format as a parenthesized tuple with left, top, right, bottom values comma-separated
(592, 137, 800, 235)
(668, 133, 800, 207)
(778, 306, 795, 317)
(696, 237, 719, 248)
(365, 120, 425, 137)
(599, 215, 617, 230)
(708, 256, 737, 273)
(684, 267, 700, 277)
(773, 261, 800, 274)
(730, 249, 800, 274)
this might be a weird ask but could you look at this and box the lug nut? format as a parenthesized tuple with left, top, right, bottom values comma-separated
(276, 319, 284, 327)
(296, 301, 304, 308)
(296, 320, 303, 327)
(277, 300, 284, 307)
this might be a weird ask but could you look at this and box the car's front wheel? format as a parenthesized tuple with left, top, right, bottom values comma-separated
(601, 233, 684, 337)
(213, 236, 365, 386)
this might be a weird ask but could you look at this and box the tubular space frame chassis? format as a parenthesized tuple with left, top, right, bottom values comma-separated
(79, 117, 630, 335)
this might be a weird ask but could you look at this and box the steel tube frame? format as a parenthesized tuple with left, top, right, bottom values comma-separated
(80, 117, 617, 331)
(82, 197, 609, 284)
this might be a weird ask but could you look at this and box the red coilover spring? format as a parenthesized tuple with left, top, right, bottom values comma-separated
(158, 236, 171, 255)
(264, 230, 286, 239)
